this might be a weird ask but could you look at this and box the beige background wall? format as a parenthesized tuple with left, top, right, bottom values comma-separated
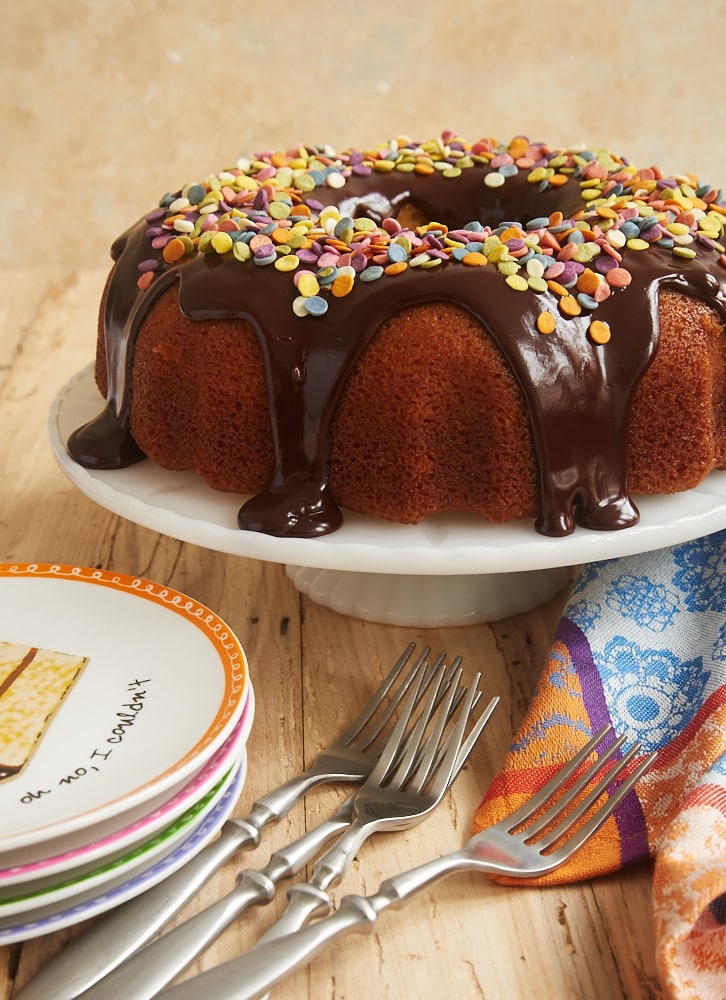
(3, 0, 725, 270)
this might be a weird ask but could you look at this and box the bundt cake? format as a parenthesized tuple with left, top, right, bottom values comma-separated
(68, 133, 726, 538)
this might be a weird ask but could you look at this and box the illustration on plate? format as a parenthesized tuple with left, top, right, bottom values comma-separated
(0, 642, 88, 781)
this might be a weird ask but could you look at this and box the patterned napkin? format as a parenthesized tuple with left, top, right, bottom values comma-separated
(473, 528, 726, 1000)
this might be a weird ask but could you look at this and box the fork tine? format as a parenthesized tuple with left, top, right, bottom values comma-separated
(453, 695, 499, 773)
(543, 750, 658, 863)
(364, 650, 437, 784)
(500, 725, 615, 831)
(531, 741, 641, 851)
(359, 651, 469, 782)
(404, 674, 488, 780)
(519, 733, 628, 840)
(358, 649, 462, 756)
(410, 673, 483, 798)
(342, 642, 425, 749)
(430, 656, 463, 702)
(407, 685, 496, 789)
(395, 666, 467, 793)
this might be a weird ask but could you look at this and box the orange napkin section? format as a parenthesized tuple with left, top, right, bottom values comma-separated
(474, 529, 726, 999)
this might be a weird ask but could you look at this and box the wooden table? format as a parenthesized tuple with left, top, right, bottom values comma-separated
(0, 269, 663, 999)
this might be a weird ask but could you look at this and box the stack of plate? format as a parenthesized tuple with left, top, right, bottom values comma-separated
(0, 563, 254, 944)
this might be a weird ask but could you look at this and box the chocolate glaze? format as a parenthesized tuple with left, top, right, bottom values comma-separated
(68, 162, 726, 538)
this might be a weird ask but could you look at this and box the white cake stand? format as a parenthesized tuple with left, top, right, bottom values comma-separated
(48, 366, 726, 627)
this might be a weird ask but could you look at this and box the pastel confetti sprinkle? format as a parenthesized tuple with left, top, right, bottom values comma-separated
(132, 131, 726, 341)
(537, 311, 556, 334)
(304, 295, 329, 316)
(589, 319, 612, 345)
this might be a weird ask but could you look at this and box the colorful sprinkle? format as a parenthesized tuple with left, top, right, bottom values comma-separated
(484, 172, 505, 188)
(462, 251, 488, 266)
(606, 268, 632, 288)
(360, 265, 384, 282)
(332, 271, 355, 297)
(559, 295, 582, 318)
(537, 311, 556, 335)
(162, 238, 188, 264)
(274, 255, 299, 273)
(304, 295, 329, 316)
(133, 131, 726, 338)
(136, 271, 154, 291)
(296, 271, 320, 297)
(673, 246, 697, 259)
(589, 320, 612, 345)
(211, 232, 234, 255)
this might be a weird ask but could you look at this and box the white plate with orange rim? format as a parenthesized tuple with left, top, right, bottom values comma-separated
(0, 762, 244, 944)
(0, 752, 245, 916)
(0, 686, 253, 886)
(0, 563, 250, 852)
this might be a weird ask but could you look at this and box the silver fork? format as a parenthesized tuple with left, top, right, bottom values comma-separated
(160, 666, 491, 1000)
(250, 664, 486, 950)
(162, 725, 657, 1000)
(16, 643, 444, 1000)
(78, 659, 497, 1000)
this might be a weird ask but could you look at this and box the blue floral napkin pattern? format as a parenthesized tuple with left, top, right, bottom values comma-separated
(474, 528, 726, 999)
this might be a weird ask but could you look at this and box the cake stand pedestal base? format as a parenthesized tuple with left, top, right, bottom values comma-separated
(285, 564, 574, 627)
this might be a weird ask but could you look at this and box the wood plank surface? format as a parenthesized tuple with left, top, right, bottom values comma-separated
(0, 270, 663, 999)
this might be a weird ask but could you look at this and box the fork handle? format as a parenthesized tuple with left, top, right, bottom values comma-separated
(254, 882, 334, 949)
(163, 899, 377, 1000)
(16, 774, 330, 1000)
(247, 814, 371, 953)
(76, 809, 354, 1000)
(163, 853, 468, 1000)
